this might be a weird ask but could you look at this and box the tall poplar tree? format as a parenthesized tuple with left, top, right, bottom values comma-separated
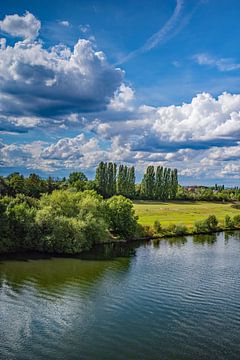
(155, 166, 163, 200)
(127, 166, 136, 199)
(141, 166, 155, 199)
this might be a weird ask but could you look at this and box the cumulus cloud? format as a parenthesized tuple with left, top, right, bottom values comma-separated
(0, 38, 123, 119)
(108, 84, 135, 111)
(0, 134, 135, 171)
(96, 92, 240, 151)
(0, 12, 41, 40)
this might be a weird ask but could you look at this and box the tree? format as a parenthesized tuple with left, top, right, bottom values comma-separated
(25, 173, 44, 198)
(106, 162, 117, 197)
(117, 165, 124, 195)
(95, 162, 108, 197)
(127, 166, 136, 199)
(170, 169, 178, 199)
(106, 195, 138, 238)
(141, 166, 155, 199)
(7, 172, 26, 196)
(155, 166, 163, 200)
(36, 190, 110, 253)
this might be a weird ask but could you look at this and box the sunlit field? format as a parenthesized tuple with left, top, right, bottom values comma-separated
(134, 201, 240, 227)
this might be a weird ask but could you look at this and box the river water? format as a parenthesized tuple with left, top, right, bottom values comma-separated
(1, 232, 240, 360)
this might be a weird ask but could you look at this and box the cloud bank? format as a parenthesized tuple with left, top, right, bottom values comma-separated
(1, 11, 240, 183)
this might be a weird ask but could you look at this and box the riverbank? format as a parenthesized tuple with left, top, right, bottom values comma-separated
(1, 190, 240, 257)
(1, 227, 240, 260)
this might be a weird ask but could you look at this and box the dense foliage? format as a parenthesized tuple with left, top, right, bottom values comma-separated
(0, 190, 139, 254)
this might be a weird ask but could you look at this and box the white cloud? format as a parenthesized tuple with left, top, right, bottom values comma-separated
(96, 92, 240, 151)
(108, 84, 134, 111)
(194, 53, 240, 72)
(0, 12, 41, 40)
(59, 20, 70, 27)
(0, 34, 124, 125)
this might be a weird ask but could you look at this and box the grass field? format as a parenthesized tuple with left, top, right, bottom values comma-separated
(134, 201, 240, 228)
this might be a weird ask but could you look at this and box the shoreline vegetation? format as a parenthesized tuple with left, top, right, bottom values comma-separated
(1, 162, 240, 256)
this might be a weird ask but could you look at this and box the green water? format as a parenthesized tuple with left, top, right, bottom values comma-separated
(1, 232, 240, 360)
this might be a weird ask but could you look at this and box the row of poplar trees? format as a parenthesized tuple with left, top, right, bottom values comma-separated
(140, 166, 178, 200)
(95, 162, 178, 200)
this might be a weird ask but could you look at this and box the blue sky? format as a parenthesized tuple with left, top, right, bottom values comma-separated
(1, 0, 240, 185)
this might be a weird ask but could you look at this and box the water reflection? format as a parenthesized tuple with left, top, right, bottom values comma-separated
(193, 233, 217, 245)
(0, 242, 135, 294)
(152, 236, 187, 248)
(1, 231, 240, 360)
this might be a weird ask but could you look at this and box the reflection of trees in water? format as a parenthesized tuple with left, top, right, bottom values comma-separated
(152, 236, 187, 248)
(0, 243, 135, 295)
(80, 242, 136, 260)
(193, 233, 217, 245)
(224, 230, 240, 243)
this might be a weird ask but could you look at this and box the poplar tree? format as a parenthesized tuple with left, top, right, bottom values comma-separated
(155, 166, 163, 200)
(170, 168, 178, 199)
(141, 166, 155, 199)
(106, 162, 117, 197)
(127, 166, 136, 199)
(95, 161, 107, 197)
(162, 167, 169, 200)
(117, 165, 124, 195)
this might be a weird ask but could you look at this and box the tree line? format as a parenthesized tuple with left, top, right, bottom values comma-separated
(0, 163, 178, 200)
(2, 165, 240, 201)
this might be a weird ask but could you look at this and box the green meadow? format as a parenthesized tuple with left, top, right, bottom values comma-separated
(134, 201, 240, 228)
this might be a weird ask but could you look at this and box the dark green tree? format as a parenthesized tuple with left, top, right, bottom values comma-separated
(155, 166, 163, 200)
(141, 166, 155, 199)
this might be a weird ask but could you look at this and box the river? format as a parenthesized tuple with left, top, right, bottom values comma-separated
(1, 231, 240, 360)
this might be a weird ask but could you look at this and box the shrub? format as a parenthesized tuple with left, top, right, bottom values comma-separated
(106, 195, 138, 238)
(225, 215, 233, 228)
(153, 220, 162, 233)
(194, 220, 209, 233)
(168, 224, 188, 236)
(205, 215, 218, 230)
(36, 190, 110, 253)
(194, 215, 219, 233)
(233, 215, 240, 227)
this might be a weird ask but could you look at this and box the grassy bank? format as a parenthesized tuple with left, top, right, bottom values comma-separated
(134, 201, 240, 228)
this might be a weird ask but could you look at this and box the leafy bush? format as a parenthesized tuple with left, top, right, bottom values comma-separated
(36, 190, 110, 253)
(225, 215, 233, 228)
(205, 215, 218, 230)
(194, 215, 219, 233)
(168, 223, 188, 236)
(106, 195, 138, 238)
(233, 215, 240, 227)
(153, 220, 162, 233)
(0, 195, 39, 253)
(194, 220, 209, 233)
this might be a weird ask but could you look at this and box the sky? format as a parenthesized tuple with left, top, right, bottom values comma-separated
(1, 0, 240, 185)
